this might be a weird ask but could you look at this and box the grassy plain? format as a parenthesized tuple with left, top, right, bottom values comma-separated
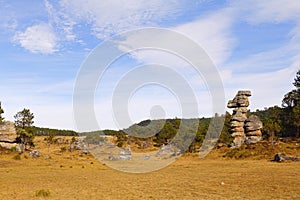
(0, 137, 300, 200)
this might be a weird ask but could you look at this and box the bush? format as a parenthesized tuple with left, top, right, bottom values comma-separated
(60, 146, 67, 152)
(13, 154, 21, 160)
(223, 146, 252, 159)
(35, 189, 50, 197)
(10, 146, 17, 152)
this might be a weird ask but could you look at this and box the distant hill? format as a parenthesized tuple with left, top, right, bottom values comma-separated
(80, 116, 232, 152)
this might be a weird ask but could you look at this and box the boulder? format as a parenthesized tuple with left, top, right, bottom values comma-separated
(156, 144, 181, 158)
(245, 115, 263, 131)
(227, 91, 251, 108)
(119, 146, 132, 160)
(230, 121, 244, 127)
(237, 90, 251, 96)
(236, 97, 249, 107)
(0, 121, 17, 143)
(245, 130, 262, 136)
(29, 150, 41, 158)
(231, 131, 245, 137)
(232, 136, 245, 147)
(227, 100, 238, 108)
(273, 153, 300, 162)
(0, 142, 21, 152)
(245, 136, 262, 144)
(233, 107, 248, 114)
(231, 112, 247, 122)
(230, 127, 244, 132)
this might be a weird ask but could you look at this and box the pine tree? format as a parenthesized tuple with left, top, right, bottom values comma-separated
(282, 70, 300, 137)
(14, 108, 35, 151)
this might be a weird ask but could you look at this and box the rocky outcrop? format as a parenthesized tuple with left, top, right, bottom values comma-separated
(155, 144, 181, 159)
(119, 146, 132, 160)
(227, 91, 263, 147)
(29, 150, 41, 158)
(108, 146, 132, 161)
(69, 137, 89, 154)
(0, 121, 21, 152)
(244, 115, 263, 144)
(227, 91, 251, 147)
(274, 153, 300, 162)
(0, 121, 18, 142)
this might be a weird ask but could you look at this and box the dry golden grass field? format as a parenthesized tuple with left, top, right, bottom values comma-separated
(0, 137, 300, 200)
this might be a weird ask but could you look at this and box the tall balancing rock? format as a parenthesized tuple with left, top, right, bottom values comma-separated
(227, 90, 263, 147)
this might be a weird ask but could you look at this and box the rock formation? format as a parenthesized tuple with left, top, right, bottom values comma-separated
(227, 91, 263, 147)
(273, 153, 300, 162)
(0, 121, 21, 152)
(29, 149, 41, 158)
(244, 115, 263, 144)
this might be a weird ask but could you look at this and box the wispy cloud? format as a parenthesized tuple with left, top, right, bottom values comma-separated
(1, 0, 300, 130)
(58, 0, 189, 39)
(222, 0, 300, 110)
(13, 23, 58, 54)
(44, 0, 76, 42)
(0, 1, 17, 32)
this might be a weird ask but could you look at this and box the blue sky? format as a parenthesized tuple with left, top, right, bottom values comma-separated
(0, 0, 299, 131)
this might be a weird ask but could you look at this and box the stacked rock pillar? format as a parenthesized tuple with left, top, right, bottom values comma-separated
(227, 91, 251, 147)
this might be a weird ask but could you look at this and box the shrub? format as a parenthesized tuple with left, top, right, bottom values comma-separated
(223, 146, 252, 159)
(10, 146, 17, 152)
(60, 146, 67, 152)
(13, 154, 21, 160)
(35, 189, 50, 197)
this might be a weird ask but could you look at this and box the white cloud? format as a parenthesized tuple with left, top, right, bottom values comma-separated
(230, 0, 300, 24)
(0, 2, 18, 32)
(229, 0, 300, 41)
(116, 9, 236, 68)
(174, 9, 236, 67)
(58, 0, 191, 39)
(13, 23, 58, 54)
(44, 0, 76, 41)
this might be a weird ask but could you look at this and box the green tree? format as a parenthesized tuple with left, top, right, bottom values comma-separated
(282, 70, 300, 137)
(14, 108, 35, 151)
(218, 111, 232, 145)
(0, 102, 4, 122)
(264, 119, 281, 149)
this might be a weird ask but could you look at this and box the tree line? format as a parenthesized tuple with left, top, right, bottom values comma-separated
(1, 70, 299, 153)
(91, 70, 300, 151)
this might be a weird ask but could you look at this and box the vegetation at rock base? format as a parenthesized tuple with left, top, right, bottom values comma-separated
(0, 101, 4, 123)
(35, 189, 50, 197)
